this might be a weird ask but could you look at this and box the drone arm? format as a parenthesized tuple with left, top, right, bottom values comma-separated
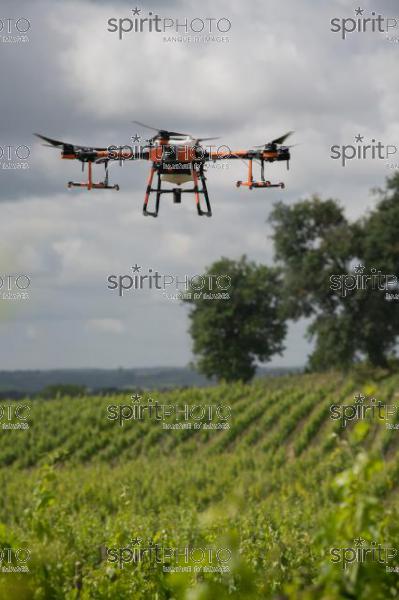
(207, 149, 281, 162)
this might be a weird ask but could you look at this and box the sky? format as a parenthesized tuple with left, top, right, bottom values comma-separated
(0, 0, 398, 370)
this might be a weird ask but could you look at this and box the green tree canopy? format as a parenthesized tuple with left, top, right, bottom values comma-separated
(182, 256, 287, 382)
(269, 174, 399, 370)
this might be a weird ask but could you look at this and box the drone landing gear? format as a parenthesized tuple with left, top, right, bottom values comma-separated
(67, 161, 120, 191)
(235, 158, 285, 190)
(191, 165, 212, 217)
(236, 181, 285, 190)
(142, 163, 212, 217)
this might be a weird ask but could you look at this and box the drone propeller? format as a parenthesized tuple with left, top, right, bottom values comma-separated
(254, 131, 294, 148)
(271, 131, 294, 145)
(34, 133, 107, 152)
(34, 133, 65, 148)
(41, 143, 60, 150)
(132, 121, 190, 139)
(192, 136, 220, 145)
(132, 121, 220, 146)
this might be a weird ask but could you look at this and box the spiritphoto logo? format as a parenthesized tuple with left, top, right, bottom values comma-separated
(107, 393, 231, 430)
(0, 17, 30, 43)
(106, 537, 231, 573)
(107, 265, 231, 301)
(107, 7, 231, 43)
(330, 538, 398, 571)
(0, 144, 31, 170)
(329, 392, 397, 430)
(329, 264, 397, 299)
(107, 138, 232, 163)
(0, 547, 31, 573)
(386, 291, 399, 302)
(330, 135, 397, 168)
(0, 274, 31, 301)
(0, 403, 30, 431)
(330, 7, 399, 42)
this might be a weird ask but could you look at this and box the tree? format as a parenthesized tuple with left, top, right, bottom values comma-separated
(269, 175, 399, 370)
(182, 256, 287, 383)
(354, 173, 399, 366)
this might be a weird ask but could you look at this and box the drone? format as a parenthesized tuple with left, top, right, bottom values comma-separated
(35, 122, 294, 217)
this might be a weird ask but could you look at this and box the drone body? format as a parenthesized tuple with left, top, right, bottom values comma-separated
(35, 123, 293, 217)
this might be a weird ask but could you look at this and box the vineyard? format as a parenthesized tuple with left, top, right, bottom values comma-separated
(1, 372, 399, 599)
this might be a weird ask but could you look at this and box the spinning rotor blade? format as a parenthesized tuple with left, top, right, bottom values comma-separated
(41, 143, 60, 150)
(193, 136, 220, 144)
(132, 122, 221, 146)
(34, 133, 65, 148)
(254, 131, 294, 148)
(131, 120, 162, 133)
(271, 131, 294, 145)
(34, 133, 108, 152)
(132, 121, 190, 138)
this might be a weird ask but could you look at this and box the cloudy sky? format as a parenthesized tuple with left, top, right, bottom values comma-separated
(0, 0, 398, 370)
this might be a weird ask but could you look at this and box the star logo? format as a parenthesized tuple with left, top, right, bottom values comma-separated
(131, 264, 141, 273)
(132, 7, 141, 16)
(354, 264, 365, 274)
(131, 393, 142, 403)
(354, 537, 365, 546)
(355, 7, 364, 16)
(130, 537, 142, 546)
(131, 134, 141, 144)
(354, 393, 365, 404)
(355, 134, 364, 143)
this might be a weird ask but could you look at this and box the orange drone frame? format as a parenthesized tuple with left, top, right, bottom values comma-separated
(35, 122, 293, 217)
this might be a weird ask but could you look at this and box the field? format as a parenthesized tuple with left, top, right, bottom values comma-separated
(1, 372, 399, 599)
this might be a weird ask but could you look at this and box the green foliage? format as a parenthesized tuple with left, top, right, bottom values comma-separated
(183, 256, 287, 382)
(0, 373, 398, 597)
(285, 452, 399, 599)
(269, 175, 399, 370)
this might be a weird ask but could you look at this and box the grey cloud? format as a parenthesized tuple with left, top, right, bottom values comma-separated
(0, 0, 397, 368)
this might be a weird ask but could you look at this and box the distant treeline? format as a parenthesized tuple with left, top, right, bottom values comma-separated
(0, 366, 298, 398)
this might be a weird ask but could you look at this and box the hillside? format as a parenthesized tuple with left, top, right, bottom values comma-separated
(0, 372, 399, 599)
